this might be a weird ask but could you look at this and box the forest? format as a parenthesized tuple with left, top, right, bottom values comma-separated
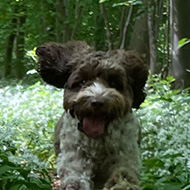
(0, 0, 190, 189)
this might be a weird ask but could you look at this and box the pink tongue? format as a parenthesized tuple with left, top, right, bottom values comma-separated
(83, 117, 105, 139)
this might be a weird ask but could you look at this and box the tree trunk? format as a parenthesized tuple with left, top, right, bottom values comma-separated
(162, 0, 171, 78)
(171, 0, 190, 88)
(15, 6, 26, 79)
(117, 6, 127, 48)
(40, 0, 46, 36)
(119, 5, 133, 49)
(4, 18, 17, 77)
(70, 0, 83, 40)
(129, 0, 149, 63)
(100, 3, 113, 50)
(55, 0, 70, 42)
(148, 1, 158, 74)
(93, 1, 106, 50)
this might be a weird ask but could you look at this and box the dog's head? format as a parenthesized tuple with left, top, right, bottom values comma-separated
(36, 41, 148, 139)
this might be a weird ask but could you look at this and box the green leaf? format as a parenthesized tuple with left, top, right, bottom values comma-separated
(0, 165, 19, 175)
(28, 177, 51, 189)
(178, 38, 190, 49)
(166, 76, 175, 83)
(162, 182, 183, 190)
(112, 0, 142, 7)
(99, 0, 110, 3)
(112, 2, 130, 7)
(183, 184, 190, 190)
(9, 184, 27, 190)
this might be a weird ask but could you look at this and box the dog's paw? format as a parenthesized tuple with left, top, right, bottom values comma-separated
(60, 176, 92, 190)
(103, 182, 138, 190)
(61, 184, 79, 190)
(103, 167, 139, 190)
(63, 182, 91, 190)
(65, 184, 78, 190)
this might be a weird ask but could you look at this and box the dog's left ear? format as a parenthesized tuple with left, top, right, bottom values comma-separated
(124, 51, 148, 108)
(36, 41, 90, 88)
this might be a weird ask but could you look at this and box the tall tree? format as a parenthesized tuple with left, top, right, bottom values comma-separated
(119, 4, 133, 49)
(129, 0, 150, 62)
(15, 3, 26, 79)
(100, 2, 113, 50)
(170, 0, 190, 88)
(129, 0, 165, 74)
(4, 16, 17, 78)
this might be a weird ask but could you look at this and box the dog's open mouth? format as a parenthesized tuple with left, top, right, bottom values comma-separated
(78, 117, 107, 139)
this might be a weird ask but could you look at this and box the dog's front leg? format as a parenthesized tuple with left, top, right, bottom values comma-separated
(57, 147, 94, 190)
(56, 116, 95, 190)
(103, 167, 139, 190)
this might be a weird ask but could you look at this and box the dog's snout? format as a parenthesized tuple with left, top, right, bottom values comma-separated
(91, 98, 104, 107)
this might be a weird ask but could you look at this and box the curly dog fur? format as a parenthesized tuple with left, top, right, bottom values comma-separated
(36, 41, 148, 190)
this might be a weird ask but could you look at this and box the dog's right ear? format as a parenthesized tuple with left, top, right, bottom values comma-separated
(36, 41, 90, 88)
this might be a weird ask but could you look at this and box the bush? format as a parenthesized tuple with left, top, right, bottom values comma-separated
(138, 75, 190, 190)
(0, 82, 62, 189)
(1, 76, 190, 190)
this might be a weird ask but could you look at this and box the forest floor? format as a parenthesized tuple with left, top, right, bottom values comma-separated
(51, 173, 60, 190)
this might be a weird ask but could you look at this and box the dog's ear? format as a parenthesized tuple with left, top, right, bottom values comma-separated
(124, 51, 148, 108)
(36, 41, 90, 88)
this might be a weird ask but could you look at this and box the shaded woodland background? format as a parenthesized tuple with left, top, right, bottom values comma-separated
(1, 0, 190, 88)
(1, 0, 190, 190)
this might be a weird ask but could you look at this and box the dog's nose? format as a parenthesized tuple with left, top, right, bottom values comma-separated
(36, 47, 46, 56)
(91, 98, 104, 107)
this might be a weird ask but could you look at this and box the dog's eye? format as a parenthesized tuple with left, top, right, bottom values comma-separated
(70, 79, 86, 89)
(78, 80, 86, 87)
(109, 79, 124, 91)
(80, 80, 86, 85)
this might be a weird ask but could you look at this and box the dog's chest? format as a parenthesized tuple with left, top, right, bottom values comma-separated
(59, 112, 140, 161)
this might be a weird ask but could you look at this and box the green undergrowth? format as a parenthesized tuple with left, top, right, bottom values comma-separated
(0, 82, 62, 190)
(0, 76, 190, 190)
(138, 75, 190, 190)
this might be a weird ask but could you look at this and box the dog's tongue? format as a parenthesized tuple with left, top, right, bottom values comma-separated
(83, 117, 105, 139)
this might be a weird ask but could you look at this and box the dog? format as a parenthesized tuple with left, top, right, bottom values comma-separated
(36, 41, 148, 190)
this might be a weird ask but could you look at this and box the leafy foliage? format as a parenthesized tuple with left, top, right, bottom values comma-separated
(0, 82, 62, 189)
(0, 0, 149, 78)
(178, 38, 190, 49)
(138, 75, 190, 190)
(1, 76, 190, 189)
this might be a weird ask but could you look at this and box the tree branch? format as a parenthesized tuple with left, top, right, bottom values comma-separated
(100, 3, 113, 50)
(119, 5, 133, 49)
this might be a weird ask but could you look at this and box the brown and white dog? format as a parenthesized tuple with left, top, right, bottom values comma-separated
(36, 41, 148, 190)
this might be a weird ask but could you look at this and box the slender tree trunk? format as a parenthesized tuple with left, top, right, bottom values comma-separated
(129, 0, 149, 63)
(162, 0, 171, 78)
(4, 17, 17, 77)
(117, 6, 127, 48)
(40, 0, 47, 38)
(15, 6, 26, 79)
(148, 1, 158, 74)
(55, 0, 60, 42)
(55, 0, 70, 42)
(154, 0, 163, 40)
(64, 0, 72, 42)
(171, 0, 190, 88)
(100, 3, 113, 50)
(119, 5, 133, 49)
(93, 1, 106, 50)
(70, 0, 83, 40)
